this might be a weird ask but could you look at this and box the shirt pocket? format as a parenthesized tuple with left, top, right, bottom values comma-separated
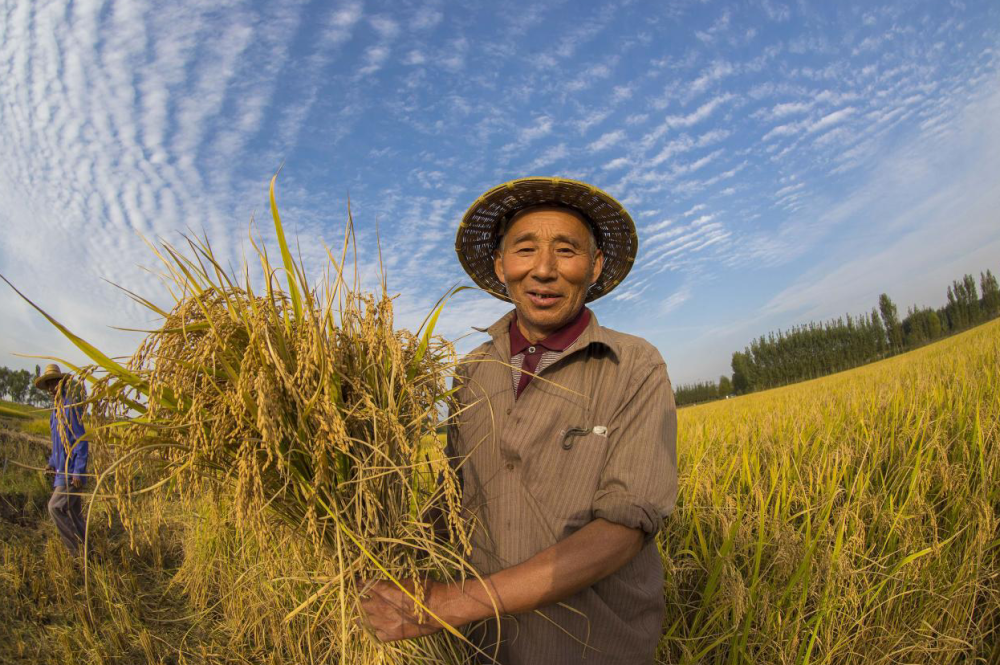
(525, 419, 609, 527)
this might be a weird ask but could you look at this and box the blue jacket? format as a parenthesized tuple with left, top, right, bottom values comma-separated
(48, 386, 88, 488)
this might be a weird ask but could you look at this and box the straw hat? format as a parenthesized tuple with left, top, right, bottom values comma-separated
(455, 177, 638, 302)
(34, 363, 70, 389)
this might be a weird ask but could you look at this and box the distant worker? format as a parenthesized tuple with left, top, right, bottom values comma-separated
(37, 363, 89, 555)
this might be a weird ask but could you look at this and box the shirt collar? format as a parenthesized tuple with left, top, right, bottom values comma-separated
(484, 307, 619, 363)
(509, 307, 591, 356)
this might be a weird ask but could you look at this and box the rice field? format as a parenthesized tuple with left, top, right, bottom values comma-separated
(2, 318, 996, 663)
(659, 317, 1000, 664)
(1, 180, 996, 662)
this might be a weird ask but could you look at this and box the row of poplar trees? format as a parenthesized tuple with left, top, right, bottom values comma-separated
(674, 269, 1000, 406)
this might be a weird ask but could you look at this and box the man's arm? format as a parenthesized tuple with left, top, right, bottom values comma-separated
(363, 359, 676, 643)
(360, 517, 642, 642)
(47, 412, 58, 471)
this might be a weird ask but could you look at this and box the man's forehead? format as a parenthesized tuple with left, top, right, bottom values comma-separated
(503, 207, 594, 238)
(507, 204, 589, 226)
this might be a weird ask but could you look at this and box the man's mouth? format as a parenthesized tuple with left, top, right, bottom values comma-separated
(526, 291, 562, 307)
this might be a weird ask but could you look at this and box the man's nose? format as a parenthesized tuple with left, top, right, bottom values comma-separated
(530, 247, 557, 280)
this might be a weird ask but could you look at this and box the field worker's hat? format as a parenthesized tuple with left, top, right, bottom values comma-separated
(455, 177, 638, 302)
(34, 363, 70, 389)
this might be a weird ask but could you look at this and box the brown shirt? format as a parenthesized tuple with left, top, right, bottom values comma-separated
(449, 309, 678, 665)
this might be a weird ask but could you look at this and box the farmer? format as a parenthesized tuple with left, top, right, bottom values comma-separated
(361, 177, 678, 664)
(37, 363, 90, 556)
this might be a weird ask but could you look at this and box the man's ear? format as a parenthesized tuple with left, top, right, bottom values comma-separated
(493, 251, 506, 286)
(590, 249, 604, 285)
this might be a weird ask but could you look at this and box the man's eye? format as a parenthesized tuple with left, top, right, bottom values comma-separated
(515, 247, 534, 254)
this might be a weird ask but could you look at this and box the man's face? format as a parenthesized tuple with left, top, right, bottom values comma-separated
(494, 208, 603, 341)
(44, 379, 59, 396)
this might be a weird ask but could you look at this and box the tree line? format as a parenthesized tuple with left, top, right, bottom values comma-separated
(674, 269, 1000, 407)
(0, 365, 55, 407)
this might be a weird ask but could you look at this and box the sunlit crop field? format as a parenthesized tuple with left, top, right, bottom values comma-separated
(659, 318, 1000, 664)
(2, 319, 997, 664)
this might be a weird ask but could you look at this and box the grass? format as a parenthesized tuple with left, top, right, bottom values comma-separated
(1, 398, 50, 438)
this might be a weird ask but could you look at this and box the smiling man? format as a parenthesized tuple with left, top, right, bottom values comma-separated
(361, 177, 678, 664)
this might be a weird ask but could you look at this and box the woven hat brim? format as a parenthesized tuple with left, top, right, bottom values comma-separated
(34, 371, 69, 389)
(455, 177, 638, 302)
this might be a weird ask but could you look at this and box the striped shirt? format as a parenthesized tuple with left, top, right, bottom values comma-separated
(449, 309, 678, 665)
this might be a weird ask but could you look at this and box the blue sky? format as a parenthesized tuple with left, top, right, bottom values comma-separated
(1, 0, 998, 386)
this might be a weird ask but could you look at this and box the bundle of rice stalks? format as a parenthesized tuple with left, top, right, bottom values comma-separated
(4, 176, 478, 664)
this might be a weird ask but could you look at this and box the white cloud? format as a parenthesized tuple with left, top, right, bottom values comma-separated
(358, 44, 391, 75)
(768, 100, 814, 118)
(525, 143, 569, 171)
(695, 128, 731, 146)
(328, 2, 363, 35)
(603, 156, 630, 171)
(759, 0, 791, 22)
(762, 122, 798, 141)
(645, 218, 676, 233)
(612, 85, 635, 102)
(403, 49, 426, 65)
(566, 63, 613, 93)
(648, 93, 735, 147)
(686, 60, 735, 99)
(588, 130, 626, 152)
(670, 150, 722, 177)
(438, 37, 468, 71)
(695, 11, 731, 45)
(501, 115, 557, 157)
(661, 284, 692, 314)
(573, 109, 611, 135)
(774, 182, 804, 198)
(806, 107, 856, 133)
(520, 116, 554, 142)
(370, 15, 400, 40)
(412, 4, 443, 30)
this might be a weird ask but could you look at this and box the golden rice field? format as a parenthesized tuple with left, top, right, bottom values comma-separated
(1, 317, 997, 664)
(660, 317, 1000, 664)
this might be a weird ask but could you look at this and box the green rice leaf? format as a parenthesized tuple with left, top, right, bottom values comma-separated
(270, 173, 304, 322)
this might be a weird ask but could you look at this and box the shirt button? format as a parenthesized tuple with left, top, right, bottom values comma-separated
(527, 346, 536, 354)
(505, 463, 514, 471)
(505, 408, 512, 415)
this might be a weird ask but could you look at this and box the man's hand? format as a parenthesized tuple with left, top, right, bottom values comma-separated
(359, 578, 450, 642)
(44, 465, 56, 477)
(359, 519, 643, 644)
(70, 477, 83, 490)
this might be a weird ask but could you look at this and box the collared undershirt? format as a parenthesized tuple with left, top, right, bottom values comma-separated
(509, 306, 591, 398)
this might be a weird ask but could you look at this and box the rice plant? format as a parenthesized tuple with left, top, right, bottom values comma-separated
(4, 175, 478, 664)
